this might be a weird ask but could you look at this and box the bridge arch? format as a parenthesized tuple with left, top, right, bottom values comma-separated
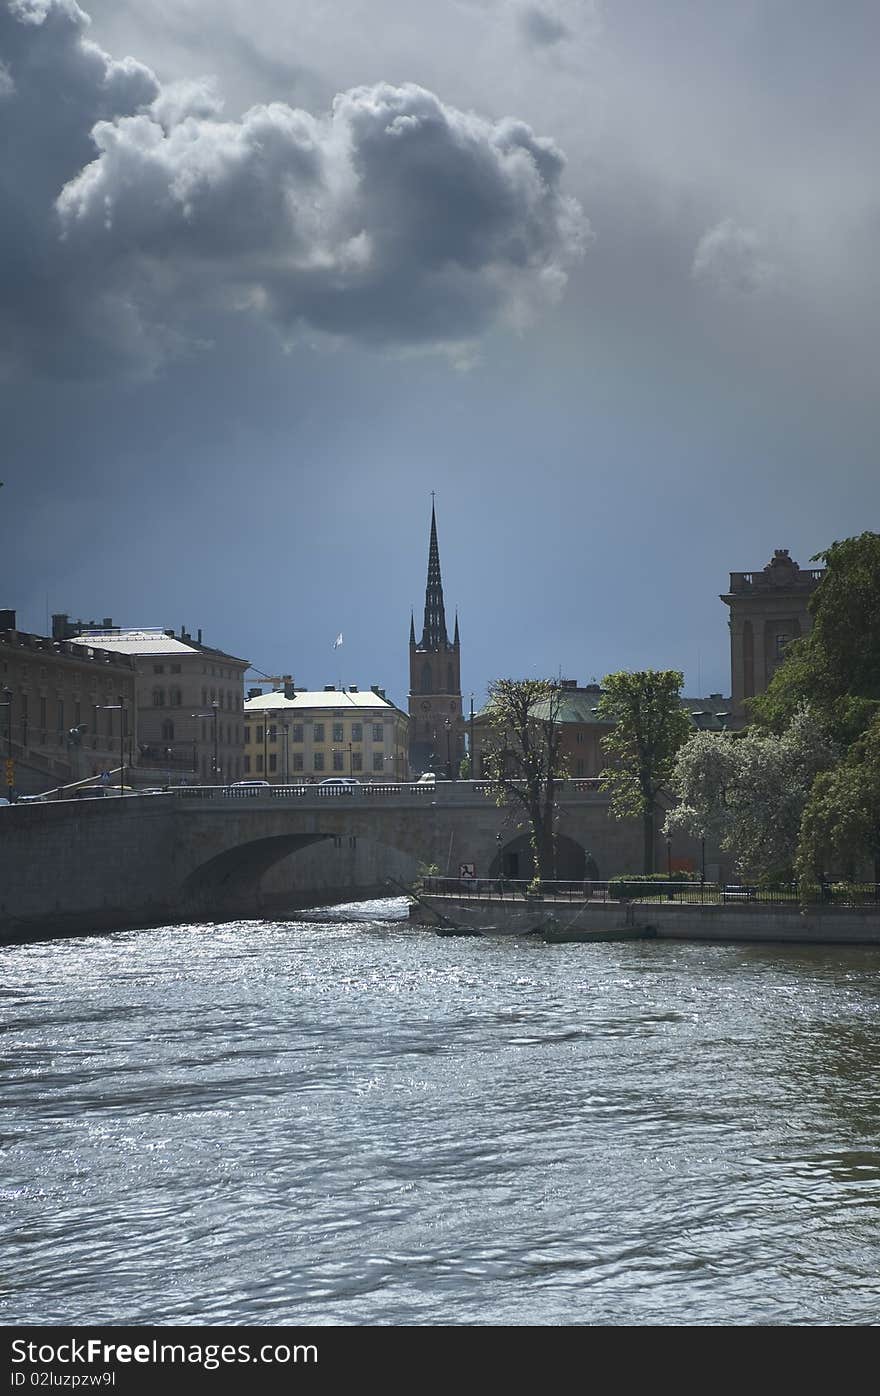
(489, 832, 597, 882)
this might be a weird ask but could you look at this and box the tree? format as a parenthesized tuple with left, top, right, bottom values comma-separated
(483, 679, 567, 885)
(665, 708, 835, 882)
(596, 670, 691, 874)
(751, 532, 880, 742)
(796, 713, 880, 885)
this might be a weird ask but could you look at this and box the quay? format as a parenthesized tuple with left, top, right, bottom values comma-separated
(412, 879, 880, 945)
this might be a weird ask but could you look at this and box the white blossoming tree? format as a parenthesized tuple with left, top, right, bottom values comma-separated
(665, 708, 835, 882)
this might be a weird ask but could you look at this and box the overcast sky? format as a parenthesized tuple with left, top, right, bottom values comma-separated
(2, 0, 878, 705)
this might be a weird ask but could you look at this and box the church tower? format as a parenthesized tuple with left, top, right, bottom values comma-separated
(408, 503, 465, 776)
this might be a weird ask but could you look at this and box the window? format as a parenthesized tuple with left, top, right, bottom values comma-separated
(256, 754, 264, 772)
(57, 699, 64, 731)
(152, 689, 165, 706)
(268, 725, 277, 743)
(169, 688, 182, 707)
(256, 726, 264, 743)
(372, 724, 383, 743)
(153, 664, 165, 674)
(243, 726, 251, 744)
(352, 752, 362, 772)
(244, 755, 251, 773)
(333, 750, 344, 771)
(292, 724, 303, 743)
(171, 664, 181, 674)
(162, 720, 175, 742)
(351, 723, 362, 742)
(576, 732, 584, 744)
(333, 722, 344, 742)
(314, 752, 325, 771)
(314, 723, 325, 742)
(74, 702, 81, 725)
(576, 758, 584, 776)
(373, 752, 384, 771)
(293, 752, 303, 771)
(775, 633, 790, 658)
(269, 754, 277, 773)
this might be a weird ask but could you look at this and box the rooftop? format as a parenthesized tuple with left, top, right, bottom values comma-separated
(245, 687, 403, 714)
(68, 627, 249, 666)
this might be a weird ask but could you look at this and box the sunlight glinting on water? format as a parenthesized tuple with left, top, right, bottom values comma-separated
(2, 898, 880, 1325)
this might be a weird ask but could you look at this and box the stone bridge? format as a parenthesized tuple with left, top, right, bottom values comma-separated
(0, 780, 652, 939)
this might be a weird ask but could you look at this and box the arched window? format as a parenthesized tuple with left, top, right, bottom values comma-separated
(169, 688, 182, 707)
(161, 720, 174, 742)
(420, 662, 432, 694)
(152, 688, 165, 707)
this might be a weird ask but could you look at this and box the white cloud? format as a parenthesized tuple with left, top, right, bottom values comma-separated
(1, 0, 588, 378)
(692, 219, 776, 297)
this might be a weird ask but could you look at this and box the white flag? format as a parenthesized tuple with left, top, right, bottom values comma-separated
(333, 633, 343, 649)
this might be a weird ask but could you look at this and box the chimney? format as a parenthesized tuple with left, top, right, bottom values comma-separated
(283, 681, 296, 700)
(324, 684, 335, 691)
(197, 628, 202, 644)
(0, 608, 16, 631)
(247, 687, 263, 700)
(349, 685, 358, 692)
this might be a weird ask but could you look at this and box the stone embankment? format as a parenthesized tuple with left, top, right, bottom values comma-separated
(411, 894, 880, 945)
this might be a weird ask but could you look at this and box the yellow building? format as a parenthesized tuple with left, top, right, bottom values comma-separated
(243, 685, 409, 783)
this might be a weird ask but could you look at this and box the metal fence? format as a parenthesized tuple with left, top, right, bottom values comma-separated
(420, 877, 880, 907)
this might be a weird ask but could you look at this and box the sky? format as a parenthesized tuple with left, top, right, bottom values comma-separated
(2, 0, 878, 708)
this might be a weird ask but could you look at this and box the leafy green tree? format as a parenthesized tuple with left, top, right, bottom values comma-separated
(597, 670, 691, 874)
(796, 713, 880, 884)
(483, 679, 566, 886)
(666, 708, 834, 882)
(751, 532, 880, 741)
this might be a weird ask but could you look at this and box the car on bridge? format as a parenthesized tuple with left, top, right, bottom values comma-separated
(319, 777, 361, 788)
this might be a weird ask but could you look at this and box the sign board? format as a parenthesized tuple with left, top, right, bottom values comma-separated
(4, 760, 14, 785)
(459, 863, 475, 878)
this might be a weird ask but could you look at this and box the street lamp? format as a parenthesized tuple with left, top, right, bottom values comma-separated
(95, 700, 127, 796)
(445, 717, 453, 780)
(190, 703, 219, 783)
(1, 686, 12, 800)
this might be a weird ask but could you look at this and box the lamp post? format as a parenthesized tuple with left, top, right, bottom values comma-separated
(469, 693, 475, 780)
(282, 721, 291, 784)
(1, 687, 12, 800)
(95, 700, 127, 796)
(666, 832, 673, 899)
(445, 718, 453, 780)
(190, 703, 219, 783)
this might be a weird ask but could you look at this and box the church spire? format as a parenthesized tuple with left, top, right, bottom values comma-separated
(409, 610, 416, 644)
(420, 500, 449, 651)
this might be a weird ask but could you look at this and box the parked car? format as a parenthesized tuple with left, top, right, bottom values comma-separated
(318, 777, 360, 787)
(229, 780, 271, 788)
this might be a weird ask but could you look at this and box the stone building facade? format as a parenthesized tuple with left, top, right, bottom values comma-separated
(408, 504, 465, 776)
(62, 622, 249, 784)
(721, 549, 824, 717)
(243, 685, 409, 782)
(0, 612, 137, 794)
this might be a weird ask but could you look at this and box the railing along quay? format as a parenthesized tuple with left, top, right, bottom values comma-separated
(421, 878, 880, 907)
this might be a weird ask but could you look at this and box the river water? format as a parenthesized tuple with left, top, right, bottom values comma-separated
(2, 897, 880, 1327)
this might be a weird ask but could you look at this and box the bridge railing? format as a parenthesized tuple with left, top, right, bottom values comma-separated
(163, 778, 604, 803)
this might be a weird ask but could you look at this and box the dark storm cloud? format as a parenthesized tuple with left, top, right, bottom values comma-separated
(519, 5, 572, 49)
(1, 0, 588, 378)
